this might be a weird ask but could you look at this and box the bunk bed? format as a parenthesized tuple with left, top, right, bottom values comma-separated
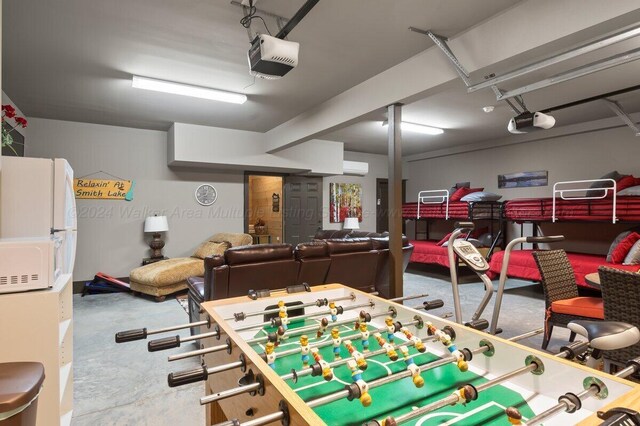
(490, 178, 640, 288)
(402, 189, 504, 269)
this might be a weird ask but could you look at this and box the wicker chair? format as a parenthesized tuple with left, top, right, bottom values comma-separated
(533, 250, 604, 350)
(598, 266, 640, 370)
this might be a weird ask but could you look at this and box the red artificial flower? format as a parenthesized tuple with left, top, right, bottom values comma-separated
(2, 104, 16, 119)
(14, 117, 27, 128)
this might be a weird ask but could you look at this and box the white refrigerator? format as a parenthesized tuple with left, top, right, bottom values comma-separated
(0, 157, 78, 287)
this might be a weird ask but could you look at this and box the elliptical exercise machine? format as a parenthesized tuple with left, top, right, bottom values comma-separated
(447, 222, 494, 330)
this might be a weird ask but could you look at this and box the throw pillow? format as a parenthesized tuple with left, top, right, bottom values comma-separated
(586, 171, 624, 197)
(623, 239, 640, 265)
(450, 187, 484, 201)
(610, 232, 640, 264)
(460, 191, 502, 202)
(607, 231, 632, 262)
(192, 240, 231, 259)
(448, 181, 470, 196)
(618, 185, 640, 196)
(616, 175, 637, 193)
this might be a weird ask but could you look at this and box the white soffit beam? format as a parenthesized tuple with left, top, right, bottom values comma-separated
(265, 0, 640, 153)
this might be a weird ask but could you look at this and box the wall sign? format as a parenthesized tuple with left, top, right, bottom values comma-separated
(74, 179, 135, 200)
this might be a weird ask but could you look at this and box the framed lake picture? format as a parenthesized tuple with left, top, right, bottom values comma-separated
(498, 170, 548, 188)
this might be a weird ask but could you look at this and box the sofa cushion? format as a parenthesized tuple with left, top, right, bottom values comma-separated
(314, 229, 352, 240)
(192, 241, 231, 259)
(208, 232, 253, 247)
(295, 241, 328, 259)
(326, 239, 373, 254)
(225, 244, 293, 265)
(130, 258, 203, 288)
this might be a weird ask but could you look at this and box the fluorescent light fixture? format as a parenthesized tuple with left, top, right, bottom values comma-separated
(131, 75, 247, 104)
(381, 120, 443, 135)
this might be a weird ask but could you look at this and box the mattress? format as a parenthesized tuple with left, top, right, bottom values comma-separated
(504, 196, 640, 222)
(403, 201, 501, 220)
(409, 240, 451, 268)
(488, 249, 640, 288)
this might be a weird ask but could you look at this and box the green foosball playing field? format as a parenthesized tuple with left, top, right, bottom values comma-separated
(250, 317, 536, 426)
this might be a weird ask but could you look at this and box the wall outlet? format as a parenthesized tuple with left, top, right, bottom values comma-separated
(276, 237, 280, 241)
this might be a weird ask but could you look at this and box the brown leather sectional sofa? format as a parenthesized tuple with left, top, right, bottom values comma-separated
(185, 232, 413, 333)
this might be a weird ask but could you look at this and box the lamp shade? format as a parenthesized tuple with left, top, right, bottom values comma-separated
(144, 215, 169, 233)
(343, 217, 360, 230)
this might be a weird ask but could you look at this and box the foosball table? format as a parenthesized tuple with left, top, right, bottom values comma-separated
(172, 284, 640, 425)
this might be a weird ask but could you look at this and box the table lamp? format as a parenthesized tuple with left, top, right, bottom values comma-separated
(343, 217, 360, 230)
(144, 215, 169, 258)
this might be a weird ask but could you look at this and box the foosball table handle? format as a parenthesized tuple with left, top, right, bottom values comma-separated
(423, 299, 444, 310)
(115, 328, 147, 343)
(148, 335, 180, 352)
(168, 366, 209, 387)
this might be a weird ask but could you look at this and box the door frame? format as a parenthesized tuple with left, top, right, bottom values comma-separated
(244, 171, 287, 235)
(376, 178, 407, 233)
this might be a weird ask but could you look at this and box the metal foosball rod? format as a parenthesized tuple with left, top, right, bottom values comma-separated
(281, 331, 445, 383)
(115, 318, 212, 343)
(211, 401, 290, 426)
(167, 338, 232, 362)
(200, 370, 265, 405)
(364, 356, 544, 425)
(233, 300, 376, 332)
(307, 338, 494, 409)
(167, 354, 247, 387)
(521, 356, 640, 426)
(273, 317, 420, 359)
(226, 293, 357, 322)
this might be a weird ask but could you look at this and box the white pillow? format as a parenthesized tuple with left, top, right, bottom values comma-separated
(624, 239, 640, 265)
(460, 191, 502, 202)
(618, 185, 640, 196)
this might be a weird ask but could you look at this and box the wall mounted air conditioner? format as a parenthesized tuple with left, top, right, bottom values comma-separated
(343, 161, 369, 176)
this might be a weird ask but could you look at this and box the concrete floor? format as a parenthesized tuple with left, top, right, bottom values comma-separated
(71, 266, 573, 425)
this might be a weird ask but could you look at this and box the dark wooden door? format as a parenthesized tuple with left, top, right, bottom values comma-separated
(284, 176, 322, 246)
(376, 179, 406, 233)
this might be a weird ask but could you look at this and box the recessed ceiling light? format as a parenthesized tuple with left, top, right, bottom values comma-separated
(381, 120, 444, 135)
(131, 76, 247, 104)
(482, 106, 495, 113)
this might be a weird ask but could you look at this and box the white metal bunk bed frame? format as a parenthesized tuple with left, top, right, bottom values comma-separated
(552, 178, 617, 224)
(416, 189, 450, 220)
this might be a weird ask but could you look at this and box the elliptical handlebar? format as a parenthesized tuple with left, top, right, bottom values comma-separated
(454, 221, 475, 231)
(525, 235, 565, 244)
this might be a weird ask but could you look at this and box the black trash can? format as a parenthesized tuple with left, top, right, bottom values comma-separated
(0, 363, 45, 426)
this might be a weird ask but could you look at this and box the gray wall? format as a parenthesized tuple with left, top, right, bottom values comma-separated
(406, 125, 640, 254)
(27, 118, 245, 281)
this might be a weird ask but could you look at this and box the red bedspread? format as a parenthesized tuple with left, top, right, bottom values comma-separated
(403, 201, 501, 220)
(488, 250, 640, 288)
(504, 196, 640, 222)
(409, 240, 451, 268)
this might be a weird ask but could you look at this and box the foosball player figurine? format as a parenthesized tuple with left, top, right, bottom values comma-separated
(300, 335, 310, 367)
(329, 301, 339, 322)
(268, 325, 286, 347)
(400, 327, 426, 353)
(359, 322, 371, 352)
(347, 359, 372, 407)
(344, 339, 368, 370)
(277, 300, 289, 332)
(311, 347, 334, 381)
(265, 341, 276, 369)
(385, 317, 398, 343)
(317, 317, 329, 338)
(451, 384, 478, 406)
(373, 332, 398, 361)
(354, 310, 371, 330)
(399, 345, 424, 388)
(331, 327, 342, 360)
(505, 407, 523, 425)
(426, 321, 468, 372)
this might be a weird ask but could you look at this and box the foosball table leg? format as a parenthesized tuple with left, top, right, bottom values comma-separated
(206, 400, 228, 425)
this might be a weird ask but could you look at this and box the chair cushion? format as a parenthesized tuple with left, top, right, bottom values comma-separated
(130, 257, 203, 287)
(551, 297, 604, 319)
(192, 241, 230, 259)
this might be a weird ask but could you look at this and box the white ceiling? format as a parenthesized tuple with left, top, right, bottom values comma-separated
(3, 0, 640, 157)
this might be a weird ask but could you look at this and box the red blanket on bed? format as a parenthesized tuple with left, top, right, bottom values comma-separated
(488, 250, 640, 288)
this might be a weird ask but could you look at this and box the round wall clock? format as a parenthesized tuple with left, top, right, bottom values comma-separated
(195, 184, 218, 206)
